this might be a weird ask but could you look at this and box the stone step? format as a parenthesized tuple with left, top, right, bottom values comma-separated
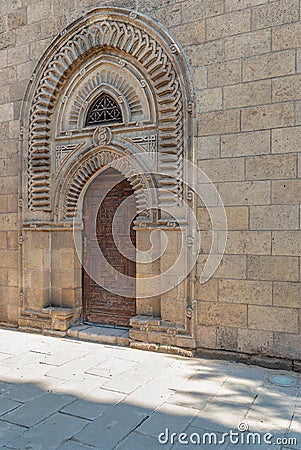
(67, 324, 129, 346)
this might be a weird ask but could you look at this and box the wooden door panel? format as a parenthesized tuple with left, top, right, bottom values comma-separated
(83, 169, 136, 327)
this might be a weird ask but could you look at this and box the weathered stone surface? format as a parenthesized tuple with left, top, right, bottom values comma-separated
(225, 231, 271, 255)
(197, 206, 249, 231)
(0, 52, 8, 75)
(252, 0, 299, 30)
(273, 21, 301, 50)
(7, 8, 27, 30)
(243, 50, 295, 82)
(273, 74, 301, 103)
(171, 20, 205, 46)
(16, 60, 35, 81)
(248, 305, 298, 333)
(273, 282, 301, 308)
(272, 179, 301, 204)
(247, 255, 299, 282)
(207, 59, 241, 87)
(198, 109, 240, 136)
(0, 66, 16, 86)
(195, 278, 218, 302)
(246, 154, 297, 180)
(191, 65, 207, 90)
(216, 326, 238, 351)
(29, 37, 52, 60)
(27, 0, 52, 24)
(225, 29, 271, 59)
(206, 9, 251, 41)
(182, 0, 224, 21)
(212, 255, 247, 280)
(198, 87, 222, 112)
(7, 43, 29, 66)
(52, 0, 77, 16)
(186, 40, 224, 67)
(198, 302, 248, 327)
(225, 0, 270, 11)
(272, 126, 301, 153)
(221, 130, 270, 157)
(196, 135, 220, 159)
(0, 31, 15, 50)
(237, 328, 273, 355)
(219, 279, 272, 305)
(273, 332, 301, 359)
(16, 22, 41, 45)
(241, 102, 295, 131)
(151, 4, 182, 27)
(0, 102, 14, 122)
(195, 325, 217, 349)
(199, 157, 244, 182)
(224, 80, 271, 109)
(218, 181, 270, 206)
(272, 231, 301, 256)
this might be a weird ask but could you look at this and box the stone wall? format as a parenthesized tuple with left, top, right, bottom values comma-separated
(0, 0, 300, 364)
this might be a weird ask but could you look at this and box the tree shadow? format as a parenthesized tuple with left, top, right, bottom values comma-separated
(0, 331, 300, 450)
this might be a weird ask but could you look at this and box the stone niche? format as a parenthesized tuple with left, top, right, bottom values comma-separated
(20, 7, 196, 351)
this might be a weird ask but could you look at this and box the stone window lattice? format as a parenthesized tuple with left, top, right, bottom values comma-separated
(85, 93, 122, 126)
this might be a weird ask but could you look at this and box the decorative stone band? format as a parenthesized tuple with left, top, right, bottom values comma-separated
(27, 8, 190, 212)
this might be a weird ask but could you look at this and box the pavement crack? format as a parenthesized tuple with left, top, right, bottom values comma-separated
(112, 415, 151, 450)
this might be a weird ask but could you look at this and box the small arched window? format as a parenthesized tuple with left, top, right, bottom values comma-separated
(85, 93, 122, 126)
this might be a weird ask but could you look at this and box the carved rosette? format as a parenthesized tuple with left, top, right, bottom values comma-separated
(92, 126, 112, 147)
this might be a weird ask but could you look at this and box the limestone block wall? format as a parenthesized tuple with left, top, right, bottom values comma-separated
(162, 0, 301, 363)
(0, 0, 300, 363)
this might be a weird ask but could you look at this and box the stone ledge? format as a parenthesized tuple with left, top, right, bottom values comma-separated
(42, 307, 74, 318)
(130, 315, 195, 351)
(196, 347, 300, 372)
(19, 307, 81, 332)
(130, 315, 161, 328)
(130, 341, 194, 357)
(67, 324, 129, 346)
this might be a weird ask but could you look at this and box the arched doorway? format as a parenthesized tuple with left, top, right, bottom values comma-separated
(20, 7, 196, 351)
(82, 168, 136, 327)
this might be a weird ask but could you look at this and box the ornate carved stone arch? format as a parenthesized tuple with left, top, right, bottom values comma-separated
(59, 146, 157, 221)
(22, 7, 194, 219)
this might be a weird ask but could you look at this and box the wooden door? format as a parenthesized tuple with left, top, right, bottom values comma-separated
(83, 168, 136, 327)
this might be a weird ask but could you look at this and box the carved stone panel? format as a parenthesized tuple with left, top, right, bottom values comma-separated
(23, 7, 193, 217)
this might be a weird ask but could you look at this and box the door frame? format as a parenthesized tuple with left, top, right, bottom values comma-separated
(82, 167, 137, 327)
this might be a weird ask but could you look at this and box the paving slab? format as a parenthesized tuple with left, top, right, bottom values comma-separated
(0, 328, 300, 450)
(6, 412, 89, 450)
(0, 420, 26, 447)
(61, 396, 117, 421)
(74, 403, 149, 449)
(191, 400, 250, 433)
(1, 382, 48, 402)
(115, 430, 170, 450)
(56, 440, 96, 449)
(0, 397, 21, 416)
(172, 426, 229, 449)
(1, 392, 75, 427)
(137, 402, 197, 438)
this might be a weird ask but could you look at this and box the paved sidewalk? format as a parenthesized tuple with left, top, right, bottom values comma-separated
(0, 328, 300, 450)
